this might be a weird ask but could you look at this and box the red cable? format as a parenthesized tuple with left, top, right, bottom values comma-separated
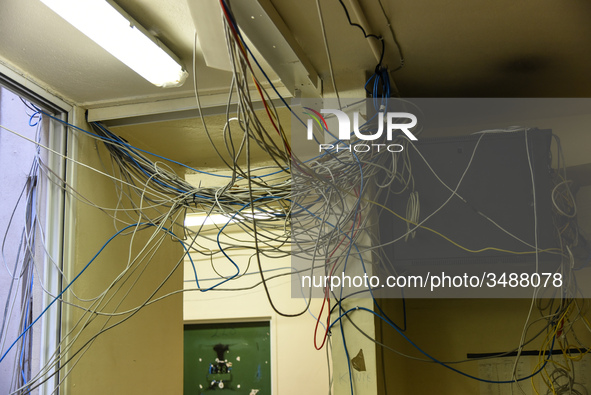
(314, 208, 362, 350)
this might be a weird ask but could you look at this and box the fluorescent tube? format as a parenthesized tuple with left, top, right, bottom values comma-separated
(40, 0, 188, 87)
(184, 211, 281, 227)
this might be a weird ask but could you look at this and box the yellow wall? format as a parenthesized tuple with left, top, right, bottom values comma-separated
(182, 171, 330, 394)
(60, 108, 184, 394)
(183, 228, 330, 394)
(375, 113, 591, 395)
(376, 298, 591, 394)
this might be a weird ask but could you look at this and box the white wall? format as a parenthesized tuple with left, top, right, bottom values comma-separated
(183, 172, 330, 394)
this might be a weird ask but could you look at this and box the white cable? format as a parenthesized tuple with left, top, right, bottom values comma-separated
(511, 129, 541, 391)
(315, 0, 341, 110)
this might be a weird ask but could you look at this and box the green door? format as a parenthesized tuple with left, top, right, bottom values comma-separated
(184, 321, 271, 395)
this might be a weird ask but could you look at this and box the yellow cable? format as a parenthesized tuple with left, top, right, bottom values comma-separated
(532, 305, 574, 394)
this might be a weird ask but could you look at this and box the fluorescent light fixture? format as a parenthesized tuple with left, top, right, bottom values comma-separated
(184, 211, 281, 227)
(40, 0, 188, 87)
(184, 214, 239, 227)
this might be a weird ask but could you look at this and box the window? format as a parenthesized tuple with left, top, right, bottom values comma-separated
(0, 71, 69, 395)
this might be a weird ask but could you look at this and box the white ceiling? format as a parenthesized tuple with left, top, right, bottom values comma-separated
(271, 0, 591, 97)
(1, 0, 590, 166)
(0, 0, 591, 106)
(0, 0, 234, 107)
(2, 0, 589, 106)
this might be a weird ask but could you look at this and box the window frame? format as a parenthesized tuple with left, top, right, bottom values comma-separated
(0, 63, 72, 395)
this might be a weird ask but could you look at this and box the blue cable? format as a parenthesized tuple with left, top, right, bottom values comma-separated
(35, 108, 235, 180)
(219, 0, 307, 131)
(35, 110, 295, 206)
(329, 306, 555, 384)
(28, 111, 41, 127)
(329, 144, 365, 395)
(1, 220, 236, 367)
(333, 71, 409, 333)
(215, 197, 284, 289)
(38, 108, 288, 181)
(185, 196, 286, 292)
(89, 122, 190, 195)
(182, 266, 293, 283)
(310, 71, 407, 390)
(0, 222, 157, 365)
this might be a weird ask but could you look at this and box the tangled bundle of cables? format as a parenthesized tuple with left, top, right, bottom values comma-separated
(1, 1, 590, 394)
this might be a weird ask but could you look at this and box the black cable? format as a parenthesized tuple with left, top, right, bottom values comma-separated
(246, 116, 309, 317)
(376, 0, 405, 71)
(344, 305, 559, 366)
(337, 0, 385, 67)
